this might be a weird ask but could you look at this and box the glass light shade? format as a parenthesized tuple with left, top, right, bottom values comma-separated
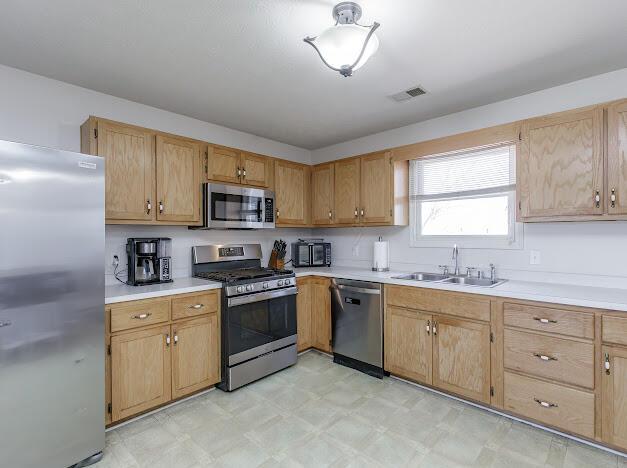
(313, 24, 379, 71)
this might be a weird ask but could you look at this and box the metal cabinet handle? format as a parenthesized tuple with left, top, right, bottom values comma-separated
(146, 200, 152, 214)
(159, 201, 164, 213)
(533, 317, 557, 324)
(433, 321, 437, 336)
(242, 168, 247, 178)
(611, 188, 617, 208)
(605, 353, 611, 375)
(237, 167, 242, 177)
(189, 304, 204, 309)
(328, 210, 332, 219)
(360, 208, 364, 217)
(354, 208, 358, 218)
(174, 333, 178, 345)
(132, 313, 152, 320)
(276, 209, 280, 219)
(533, 353, 557, 362)
(426, 320, 431, 335)
(595, 190, 600, 208)
(534, 398, 558, 408)
(165, 334, 170, 347)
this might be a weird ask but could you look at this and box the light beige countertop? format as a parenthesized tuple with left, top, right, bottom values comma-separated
(105, 266, 627, 312)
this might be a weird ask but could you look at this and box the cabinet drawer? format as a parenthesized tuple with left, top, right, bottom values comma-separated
(385, 285, 490, 322)
(504, 372, 594, 438)
(110, 299, 170, 333)
(602, 315, 627, 346)
(504, 329, 594, 389)
(172, 292, 219, 320)
(503, 302, 593, 339)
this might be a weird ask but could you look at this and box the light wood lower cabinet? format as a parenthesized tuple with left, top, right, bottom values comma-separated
(384, 306, 432, 385)
(296, 276, 331, 353)
(433, 316, 491, 403)
(296, 278, 313, 351)
(172, 315, 220, 399)
(602, 345, 627, 450)
(111, 325, 172, 422)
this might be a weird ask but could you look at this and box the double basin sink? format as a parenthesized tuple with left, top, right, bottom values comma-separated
(392, 272, 506, 288)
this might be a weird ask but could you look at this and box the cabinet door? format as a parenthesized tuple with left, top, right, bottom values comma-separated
(207, 146, 241, 184)
(334, 158, 361, 224)
(155, 135, 201, 223)
(384, 306, 432, 384)
(111, 325, 171, 422)
(97, 120, 155, 221)
(360, 152, 392, 224)
(241, 152, 272, 188)
(607, 99, 627, 215)
(433, 316, 491, 403)
(311, 277, 331, 352)
(602, 345, 627, 450)
(172, 315, 220, 399)
(275, 160, 310, 225)
(519, 106, 604, 219)
(296, 278, 312, 352)
(311, 163, 335, 225)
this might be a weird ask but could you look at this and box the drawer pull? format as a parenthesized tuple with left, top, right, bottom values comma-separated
(533, 353, 558, 362)
(174, 333, 178, 345)
(533, 317, 557, 324)
(534, 398, 558, 408)
(165, 334, 170, 347)
(605, 353, 611, 375)
(132, 313, 152, 320)
(433, 321, 437, 336)
(189, 304, 204, 309)
(426, 320, 431, 335)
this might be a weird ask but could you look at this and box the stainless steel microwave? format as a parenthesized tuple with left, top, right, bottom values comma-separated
(192, 183, 275, 229)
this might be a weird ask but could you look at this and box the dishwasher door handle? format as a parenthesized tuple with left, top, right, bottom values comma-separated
(335, 284, 381, 295)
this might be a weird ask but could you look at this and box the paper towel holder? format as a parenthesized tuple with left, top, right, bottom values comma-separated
(372, 236, 390, 272)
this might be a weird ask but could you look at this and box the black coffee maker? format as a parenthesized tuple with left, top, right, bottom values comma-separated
(126, 238, 172, 286)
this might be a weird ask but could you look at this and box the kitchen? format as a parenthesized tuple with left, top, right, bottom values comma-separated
(1, 1, 627, 467)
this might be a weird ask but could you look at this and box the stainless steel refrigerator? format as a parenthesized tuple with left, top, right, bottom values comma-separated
(0, 140, 105, 468)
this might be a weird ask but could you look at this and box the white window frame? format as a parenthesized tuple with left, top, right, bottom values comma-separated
(409, 145, 523, 250)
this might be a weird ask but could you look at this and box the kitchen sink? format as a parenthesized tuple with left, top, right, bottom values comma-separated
(392, 272, 450, 282)
(392, 272, 507, 288)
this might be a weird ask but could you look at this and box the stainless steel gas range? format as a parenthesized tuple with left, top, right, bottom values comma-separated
(192, 244, 297, 391)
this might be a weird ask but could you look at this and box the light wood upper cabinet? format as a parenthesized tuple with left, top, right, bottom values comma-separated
(432, 316, 491, 403)
(206, 146, 241, 184)
(110, 325, 171, 422)
(334, 158, 361, 224)
(519, 106, 604, 220)
(296, 278, 313, 352)
(171, 315, 220, 399)
(602, 344, 627, 451)
(360, 152, 392, 224)
(93, 120, 155, 221)
(311, 163, 335, 225)
(275, 159, 310, 226)
(156, 135, 201, 223)
(311, 277, 331, 352)
(241, 152, 273, 188)
(607, 99, 627, 215)
(384, 306, 432, 384)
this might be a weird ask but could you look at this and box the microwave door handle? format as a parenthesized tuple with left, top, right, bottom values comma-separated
(309, 246, 314, 266)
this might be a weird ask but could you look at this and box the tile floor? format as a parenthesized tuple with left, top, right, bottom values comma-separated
(96, 351, 625, 467)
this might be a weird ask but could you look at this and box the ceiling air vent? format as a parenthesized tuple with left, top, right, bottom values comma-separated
(389, 85, 427, 102)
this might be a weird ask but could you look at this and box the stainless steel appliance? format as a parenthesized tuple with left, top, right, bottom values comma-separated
(331, 279, 384, 378)
(126, 237, 172, 286)
(192, 183, 275, 229)
(291, 239, 332, 267)
(192, 244, 297, 391)
(0, 140, 104, 468)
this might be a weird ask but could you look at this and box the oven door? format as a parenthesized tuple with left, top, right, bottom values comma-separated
(204, 183, 275, 229)
(226, 287, 297, 365)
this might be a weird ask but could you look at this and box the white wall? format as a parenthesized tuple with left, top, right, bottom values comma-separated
(0, 64, 310, 163)
(312, 68, 627, 162)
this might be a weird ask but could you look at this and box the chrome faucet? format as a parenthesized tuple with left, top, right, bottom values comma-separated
(452, 244, 460, 276)
(490, 263, 497, 281)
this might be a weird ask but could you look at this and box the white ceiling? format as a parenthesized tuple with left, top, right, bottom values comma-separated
(0, 1, 626, 150)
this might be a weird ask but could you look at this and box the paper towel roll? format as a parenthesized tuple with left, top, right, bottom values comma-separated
(373, 238, 389, 272)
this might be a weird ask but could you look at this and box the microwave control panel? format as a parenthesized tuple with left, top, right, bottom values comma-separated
(264, 198, 274, 222)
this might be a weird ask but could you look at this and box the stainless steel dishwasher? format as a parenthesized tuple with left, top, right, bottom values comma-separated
(330, 278, 384, 378)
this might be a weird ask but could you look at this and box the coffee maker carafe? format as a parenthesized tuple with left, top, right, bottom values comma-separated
(126, 238, 172, 286)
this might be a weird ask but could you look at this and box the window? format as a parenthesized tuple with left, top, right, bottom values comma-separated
(410, 145, 522, 249)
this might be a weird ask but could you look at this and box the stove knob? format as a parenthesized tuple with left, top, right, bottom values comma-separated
(245, 284, 253, 292)
(284, 279, 291, 286)
(236, 286, 244, 293)
(277, 280, 284, 286)
(262, 282, 269, 289)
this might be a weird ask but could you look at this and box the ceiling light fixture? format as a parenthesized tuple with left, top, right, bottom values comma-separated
(304, 2, 380, 77)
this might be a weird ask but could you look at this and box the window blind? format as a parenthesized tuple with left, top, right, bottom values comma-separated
(410, 145, 516, 201)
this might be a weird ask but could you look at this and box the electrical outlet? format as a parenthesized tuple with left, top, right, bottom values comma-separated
(530, 250, 541, 265)
(112, 255, 120, 267)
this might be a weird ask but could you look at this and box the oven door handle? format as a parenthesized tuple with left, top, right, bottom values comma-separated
(228, 286, 298, 307)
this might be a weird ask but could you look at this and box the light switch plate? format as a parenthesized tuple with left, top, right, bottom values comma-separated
(530, 250, 541, 265)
